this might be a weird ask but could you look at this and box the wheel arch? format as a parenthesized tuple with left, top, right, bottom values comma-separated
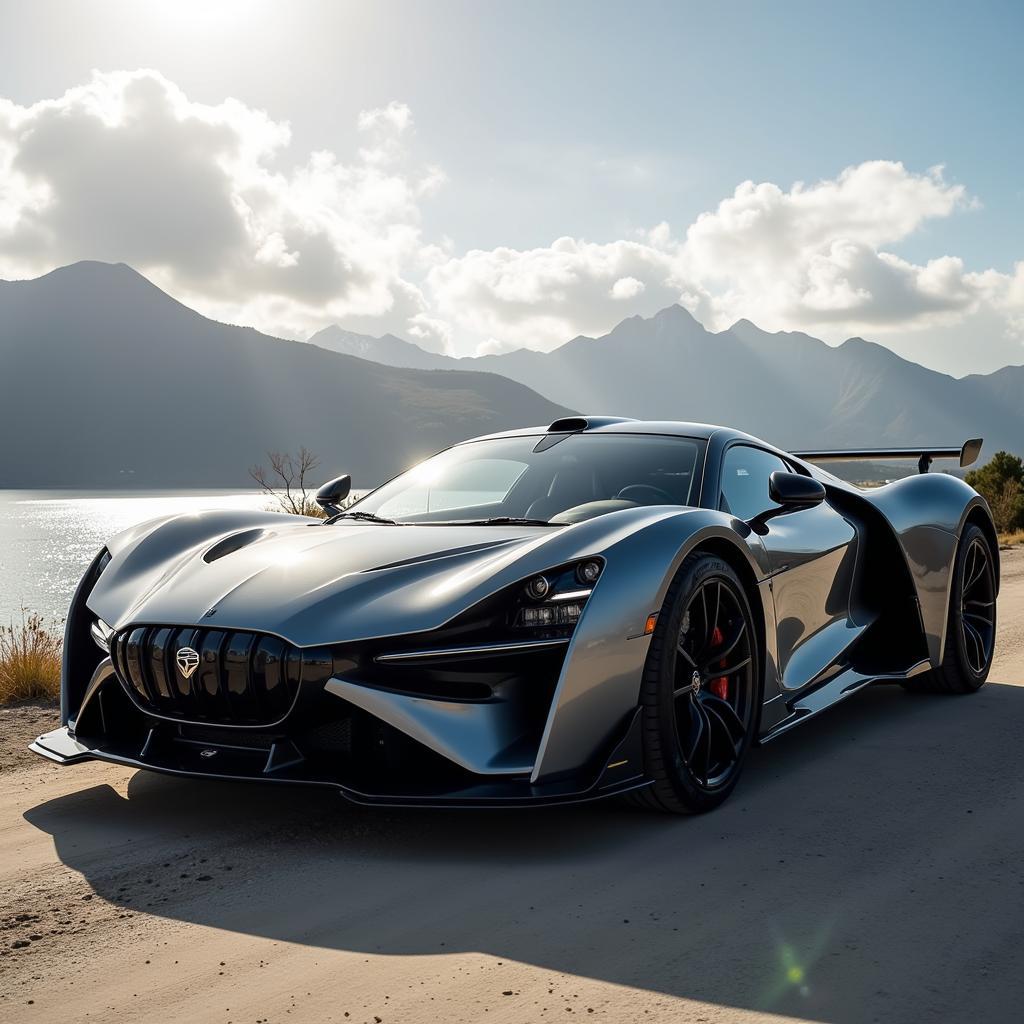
(531, 513, 773, 784)
(963, 503, 1000, 593)
(855, 474, 989, 667)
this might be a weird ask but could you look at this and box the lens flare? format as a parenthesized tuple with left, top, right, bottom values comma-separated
(759, 923, 836, 1007)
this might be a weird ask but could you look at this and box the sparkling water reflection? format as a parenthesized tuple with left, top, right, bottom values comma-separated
(0, 490, 269, 626)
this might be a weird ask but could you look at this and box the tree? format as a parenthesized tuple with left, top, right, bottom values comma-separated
(249, 447, 325, 517)
(965, 450, 1024, 533)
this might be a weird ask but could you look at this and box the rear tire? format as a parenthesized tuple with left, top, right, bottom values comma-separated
(906, 523, 996, 694)
(630, 551, 761, 814)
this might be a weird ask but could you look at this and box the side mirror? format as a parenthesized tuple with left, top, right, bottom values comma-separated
(746, 471, 825, 535)
(768, 471, 826, 509)
(316, 474, 352, 516)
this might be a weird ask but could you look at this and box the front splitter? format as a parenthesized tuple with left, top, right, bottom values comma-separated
(30, 725, 651, 809)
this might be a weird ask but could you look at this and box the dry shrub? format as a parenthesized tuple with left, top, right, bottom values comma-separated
(250, 447, 327, 517)
(0, 613, 62, 704)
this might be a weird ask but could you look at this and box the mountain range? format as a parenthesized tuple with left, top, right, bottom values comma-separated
(2, 260, 1021, 489)
(311, 312, 1024, 458)
(0, 263, 569, 487)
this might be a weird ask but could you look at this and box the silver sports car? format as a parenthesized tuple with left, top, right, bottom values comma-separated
(32, 416, 999, 813)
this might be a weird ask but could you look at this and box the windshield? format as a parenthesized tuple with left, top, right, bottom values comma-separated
(345, 433, 704, 525)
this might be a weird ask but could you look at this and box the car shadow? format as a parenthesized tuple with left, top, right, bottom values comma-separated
(24, 679, 1024, 1023)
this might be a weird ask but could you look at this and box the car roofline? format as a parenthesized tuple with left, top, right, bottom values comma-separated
(459, 418, 780, 453)
(465, 419, 733, 443)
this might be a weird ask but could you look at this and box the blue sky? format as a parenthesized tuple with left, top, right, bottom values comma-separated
(1, 0, 1022, 372)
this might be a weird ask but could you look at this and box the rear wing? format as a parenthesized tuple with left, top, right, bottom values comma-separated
(791, 438, 983, 475)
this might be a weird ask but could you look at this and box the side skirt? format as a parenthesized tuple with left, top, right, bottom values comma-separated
(758, 658, 931, 744)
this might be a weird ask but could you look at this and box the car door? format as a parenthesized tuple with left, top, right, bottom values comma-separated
(719, 444, 861, 692)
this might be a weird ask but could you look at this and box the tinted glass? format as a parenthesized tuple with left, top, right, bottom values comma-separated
(352, 434, 703, 524)
(720, 445, 789, 520)
(376, 458, 529, 518)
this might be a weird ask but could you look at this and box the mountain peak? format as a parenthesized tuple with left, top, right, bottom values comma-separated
(653, 303, 699, 323)
(31, 260, 149, 286)
(7, 259, 190, 310)
(309, 323, 452, 370)
(0, 262, 570, 486)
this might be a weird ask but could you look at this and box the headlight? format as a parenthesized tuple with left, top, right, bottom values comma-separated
(519, 599, 588, 628)
(512, 559, 603, 635)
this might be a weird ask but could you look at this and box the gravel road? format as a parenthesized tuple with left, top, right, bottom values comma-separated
(3, 548, 1023, 1024)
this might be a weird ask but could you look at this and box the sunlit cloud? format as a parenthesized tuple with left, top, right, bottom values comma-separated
(0, 69, 441, 344)
(0, 71, 1021, 366)
(432, 163, 1024, 357)
(426, 236, 683, 353)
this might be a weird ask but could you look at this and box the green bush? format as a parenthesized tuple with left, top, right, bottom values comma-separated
(965, 451, 1024, 534)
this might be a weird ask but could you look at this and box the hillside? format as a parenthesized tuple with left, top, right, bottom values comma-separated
(0, 263, 571, 487)
(314, 307, 1024, 455)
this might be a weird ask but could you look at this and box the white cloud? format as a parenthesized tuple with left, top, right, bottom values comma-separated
(610, 276, 645, 300)
(0, 72, 1021, 371)
(426, 236, 681, 353)
(674, 161, 984, 332)
(357, 100, 413, 136)
(424, 161, 1024, 370)
(475, 336, 524, 357)
(0, 69, 436, 339)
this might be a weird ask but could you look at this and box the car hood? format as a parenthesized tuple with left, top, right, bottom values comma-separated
(88, 506, 676, 646)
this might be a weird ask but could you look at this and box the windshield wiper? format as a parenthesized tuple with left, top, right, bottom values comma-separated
(331, 510, 399, 525)
(458, 516, 562, 527)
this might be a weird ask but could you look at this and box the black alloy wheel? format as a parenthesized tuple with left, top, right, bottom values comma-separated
(958, 533, 996, 676)
(633, 552, 760, 814)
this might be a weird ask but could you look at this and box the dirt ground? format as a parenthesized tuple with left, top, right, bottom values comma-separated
(2, 548, 1023, 1024)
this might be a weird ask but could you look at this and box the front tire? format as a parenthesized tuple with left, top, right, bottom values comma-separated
(908, 523, 997, 694)
(631, 552, 760, 814)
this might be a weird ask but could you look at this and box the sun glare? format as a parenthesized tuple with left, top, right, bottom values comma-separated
(135, 0, 272, 33)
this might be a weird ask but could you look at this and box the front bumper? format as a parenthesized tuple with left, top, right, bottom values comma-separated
(30, 716, 648, 808)
(32, 653, 649, 808)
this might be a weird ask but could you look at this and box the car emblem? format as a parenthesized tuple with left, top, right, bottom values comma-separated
(176, 646, 200, 679)
(691, 670, 701, 695)
(200, 749, 218, 759)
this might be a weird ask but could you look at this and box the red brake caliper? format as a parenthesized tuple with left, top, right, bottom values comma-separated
(709, 626, 729, 699)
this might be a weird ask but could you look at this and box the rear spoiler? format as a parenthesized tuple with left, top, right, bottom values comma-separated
(791, 438, 983, 475)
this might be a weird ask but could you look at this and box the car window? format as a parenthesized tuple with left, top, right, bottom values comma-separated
(720, 445, 789, 520)
(376, 458, 528, 518)
(351, 434, 704, 524)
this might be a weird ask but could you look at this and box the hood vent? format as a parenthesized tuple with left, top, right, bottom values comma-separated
(203, 528, 272, 563)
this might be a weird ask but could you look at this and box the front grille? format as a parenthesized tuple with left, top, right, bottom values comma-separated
(110, 625, 332, 726)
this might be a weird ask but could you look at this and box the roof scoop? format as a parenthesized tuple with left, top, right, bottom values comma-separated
(537, 415, 639, 450)
(546, 416, 636, 433)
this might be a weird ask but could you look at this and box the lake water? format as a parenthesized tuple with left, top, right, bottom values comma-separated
(0, 490, 270, 627)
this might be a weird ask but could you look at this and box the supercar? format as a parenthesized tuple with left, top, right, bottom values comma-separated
(32, 417, 1000, 813)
